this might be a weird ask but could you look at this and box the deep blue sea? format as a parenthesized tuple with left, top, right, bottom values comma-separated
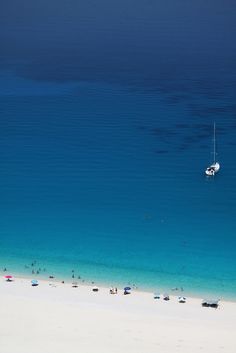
(1, 72, 236, 299)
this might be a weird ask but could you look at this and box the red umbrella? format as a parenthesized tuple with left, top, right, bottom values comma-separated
(4, 275, 13, 280)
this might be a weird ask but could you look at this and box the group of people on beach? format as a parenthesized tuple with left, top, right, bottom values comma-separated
(109, 287, 118, 294)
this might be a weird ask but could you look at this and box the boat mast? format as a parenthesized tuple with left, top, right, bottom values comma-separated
(213, 122, 216, 163)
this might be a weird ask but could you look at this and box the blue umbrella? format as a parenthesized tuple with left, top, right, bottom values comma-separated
(31, 279, 38, 285)
(124, 287, 131, 291)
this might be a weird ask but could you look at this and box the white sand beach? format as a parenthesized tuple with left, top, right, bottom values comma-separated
(0, 277, 235, 353)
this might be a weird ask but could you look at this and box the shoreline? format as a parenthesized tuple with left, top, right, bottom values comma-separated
(2, 272, 235, 305)
(1, 265, 236, 303)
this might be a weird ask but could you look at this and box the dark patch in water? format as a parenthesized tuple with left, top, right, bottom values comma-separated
(137, 126, 147, 131)
(193, 123, 211, 130)
(175, 123, 190, 129)
(177, 127, 213, 151)
(151, 127, 178, 138)
(139, 120, 228, 155)
(178, 144, 188, 151)
(163, 93, 191, 105)
(188, 104, 236, 118)
(154, 149, 169, 154)
(182, 133, 211, 146)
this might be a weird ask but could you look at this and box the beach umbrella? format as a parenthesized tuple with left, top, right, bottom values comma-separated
(124, 287, 131, 291)
(31, 279, 38, 286)
(92, 286, 99, 292)
(4, 275, 13, 281)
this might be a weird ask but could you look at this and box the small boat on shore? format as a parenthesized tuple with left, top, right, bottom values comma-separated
(205, 123, 220, 176)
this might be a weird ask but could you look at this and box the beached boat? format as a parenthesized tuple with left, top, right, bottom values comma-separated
(205, 123, 220, 176)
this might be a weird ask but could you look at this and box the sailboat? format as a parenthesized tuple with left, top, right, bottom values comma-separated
(205, 123, 220, 176)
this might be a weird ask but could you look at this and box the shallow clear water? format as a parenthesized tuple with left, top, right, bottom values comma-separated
(1, 75, 236, 299)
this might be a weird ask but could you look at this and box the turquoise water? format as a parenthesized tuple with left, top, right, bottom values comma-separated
(1, 75, 236, 299)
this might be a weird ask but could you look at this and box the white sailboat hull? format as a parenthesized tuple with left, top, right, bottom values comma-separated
(205, 162, 220, 176)
(212, 162, 220, 172)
